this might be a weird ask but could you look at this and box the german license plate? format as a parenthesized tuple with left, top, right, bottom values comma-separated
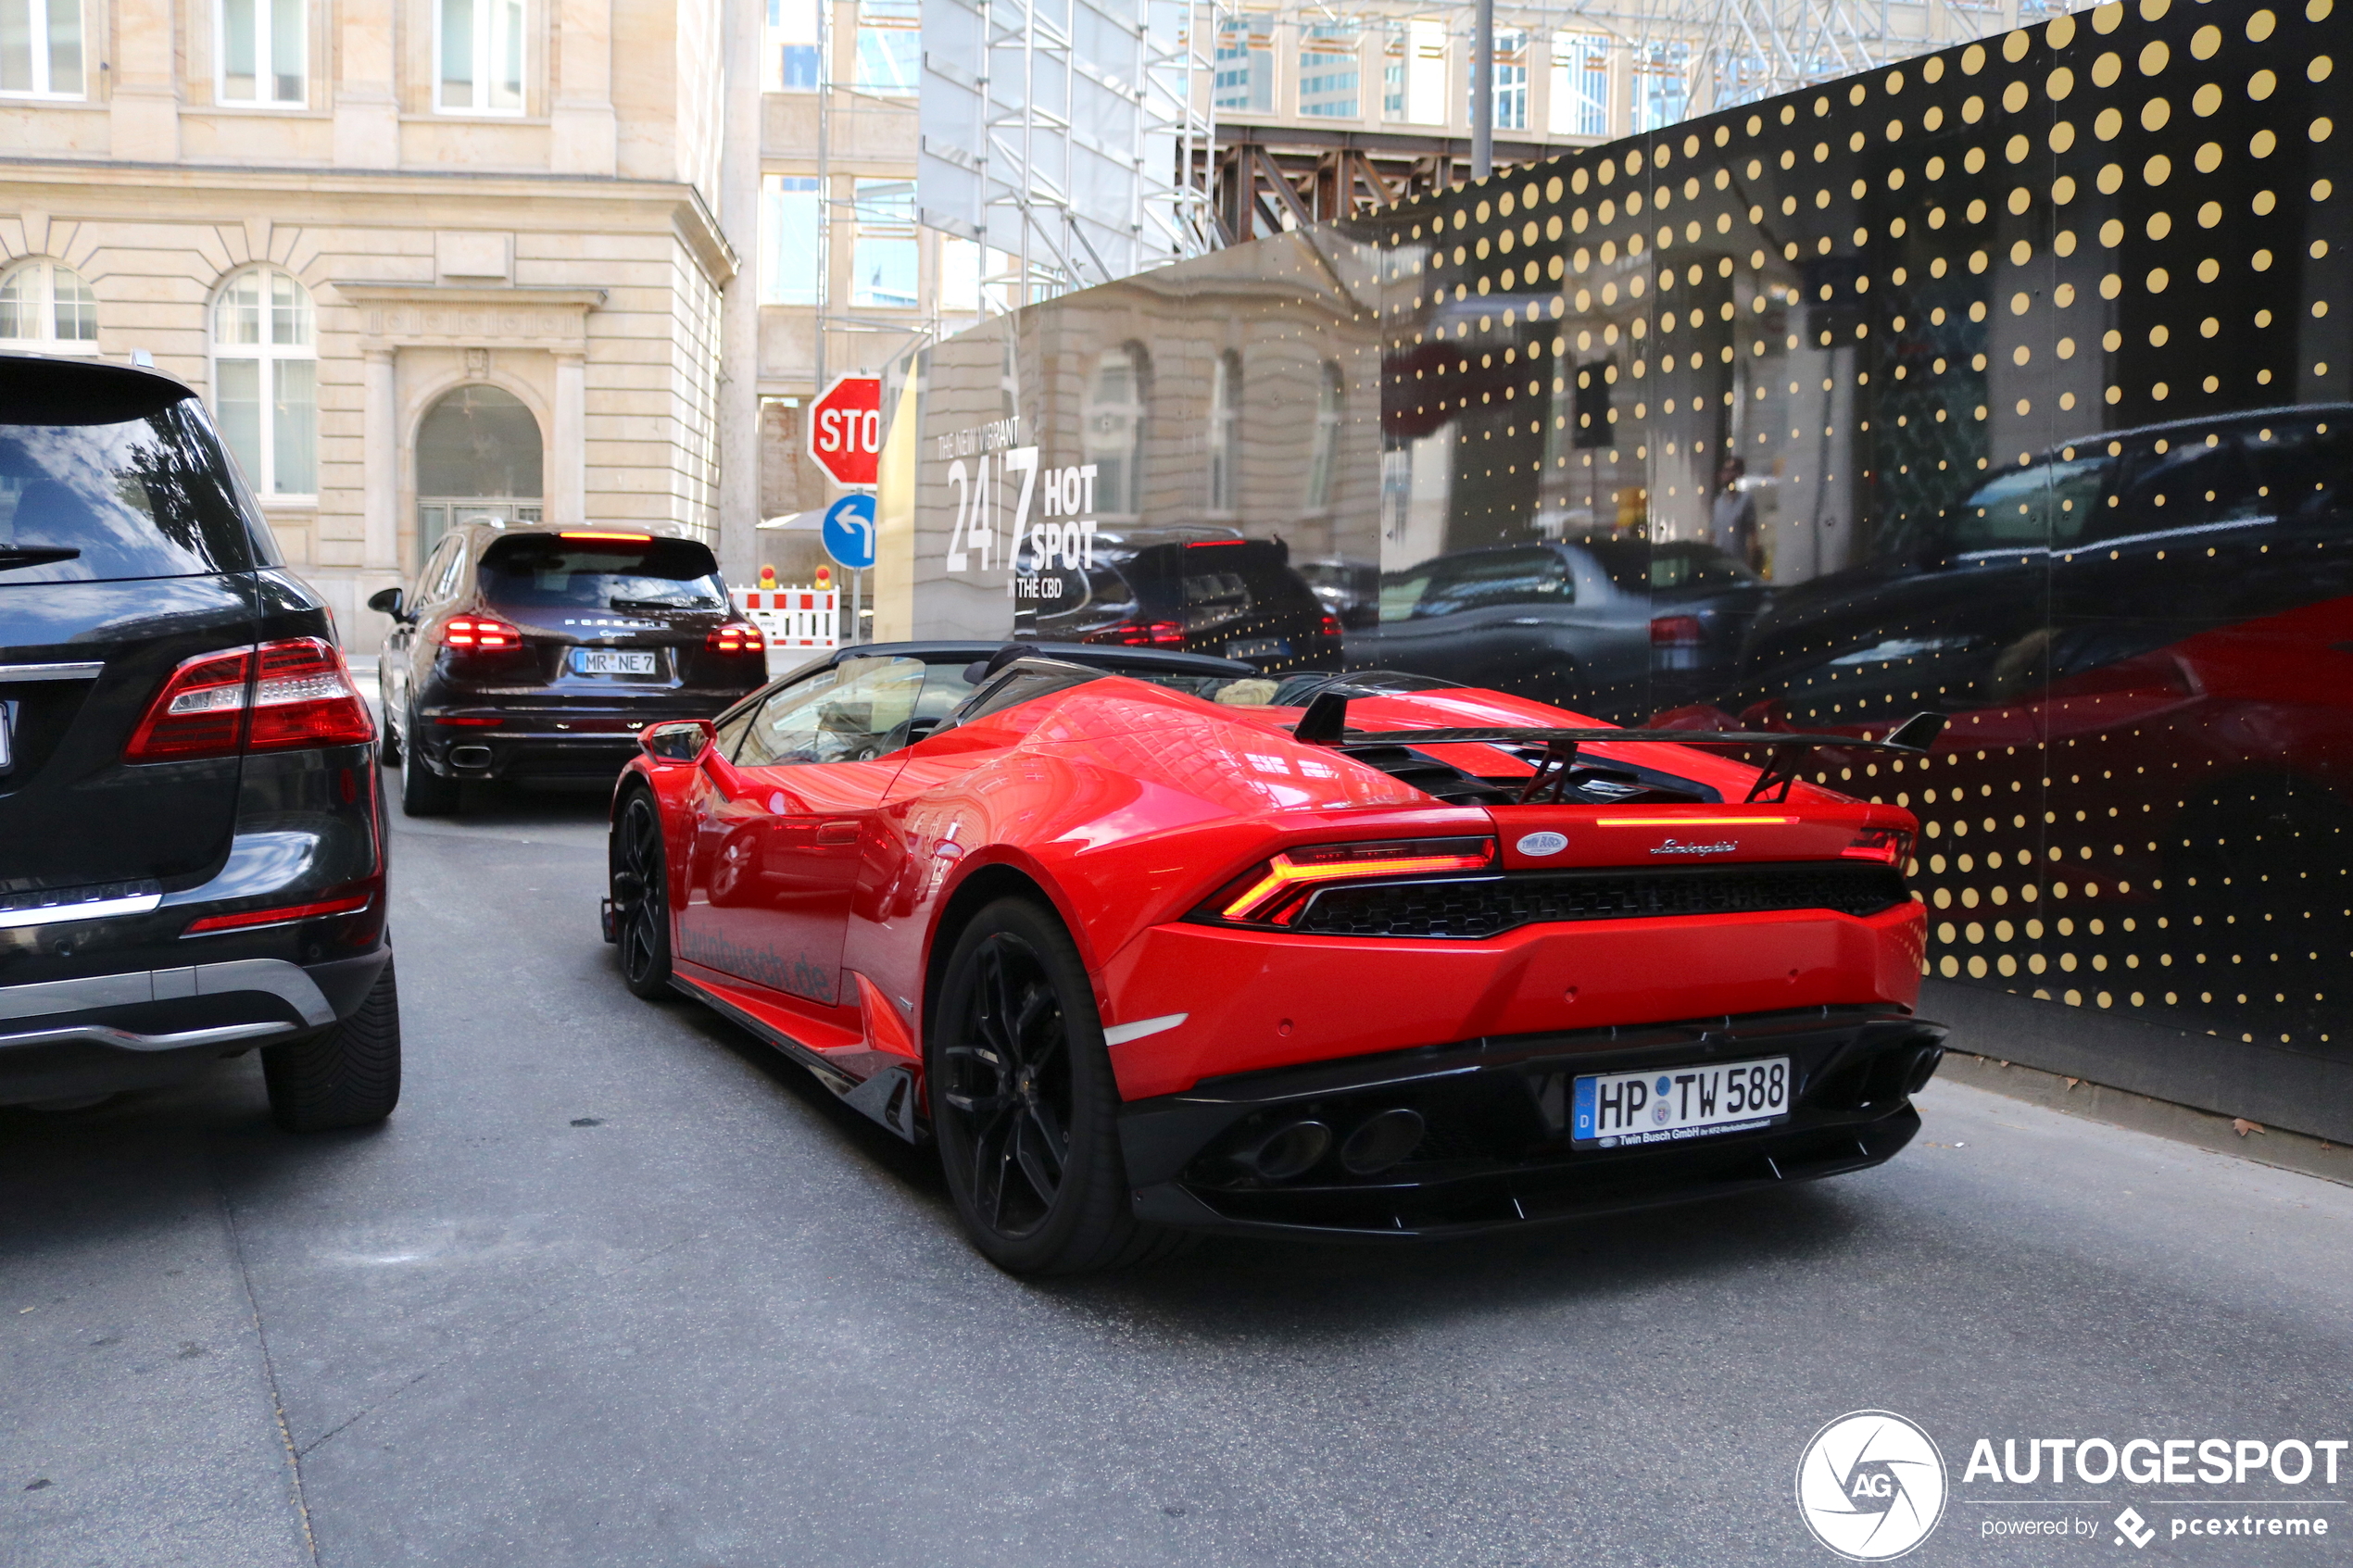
(1570, 1056, 1791, 1147)
(573, 648, 658, 676)
(1225, 637, 1288, 659)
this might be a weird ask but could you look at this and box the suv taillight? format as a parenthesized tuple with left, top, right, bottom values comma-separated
(125, 637, 375, 762)
(1082, 620, 1187, 647)
(1649, 614, 1705, 647)
(442, 614, 522, 650)
(707, 620, 765, 654)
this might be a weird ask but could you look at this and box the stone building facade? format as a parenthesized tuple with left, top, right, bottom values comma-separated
(0, 0, 734, 632)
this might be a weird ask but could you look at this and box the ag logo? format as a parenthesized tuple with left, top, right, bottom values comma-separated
(1795, 1410, 1947, 1561)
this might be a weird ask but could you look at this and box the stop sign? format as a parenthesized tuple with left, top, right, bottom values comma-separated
(808, 374, 882, 487)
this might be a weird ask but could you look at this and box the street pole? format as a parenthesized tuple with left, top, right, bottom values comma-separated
(1469, 0, 1494, 182)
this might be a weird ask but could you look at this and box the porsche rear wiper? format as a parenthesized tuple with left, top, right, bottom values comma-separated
(0, 546, 80, 572)
(608, 596, 718, 612)
(1290, 692, 1946, 805)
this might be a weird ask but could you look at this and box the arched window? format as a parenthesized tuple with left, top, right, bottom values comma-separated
(1305, 360, 1343, 512)
(211, 269, 317, 497)
(1082, 344, 1148, 519)
(1207, 349, 1241, 517)
(0, 260, 97, 348)
(414, 383, 544, 562)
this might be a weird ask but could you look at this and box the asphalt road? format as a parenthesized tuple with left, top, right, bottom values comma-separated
(5, 775, 2350, 1568)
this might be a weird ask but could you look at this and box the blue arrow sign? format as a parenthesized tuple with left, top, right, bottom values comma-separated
(821, 493, 877, 572)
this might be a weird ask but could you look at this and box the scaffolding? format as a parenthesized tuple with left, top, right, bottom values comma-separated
(918, 0, 1225, 306)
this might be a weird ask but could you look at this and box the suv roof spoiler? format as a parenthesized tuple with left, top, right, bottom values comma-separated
(1291, 694, 1946, 805)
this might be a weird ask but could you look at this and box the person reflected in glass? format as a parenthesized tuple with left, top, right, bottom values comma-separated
(1710, 456, 1763, 578)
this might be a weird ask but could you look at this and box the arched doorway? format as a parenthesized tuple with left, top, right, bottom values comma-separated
(415, 384, 543, 565)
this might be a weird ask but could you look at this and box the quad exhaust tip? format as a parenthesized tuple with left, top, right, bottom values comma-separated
(1243, 1119, 1331, 1181)
(1340, 1108, 1426, 1176)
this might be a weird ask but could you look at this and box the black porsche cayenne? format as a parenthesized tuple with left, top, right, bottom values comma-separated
(0, 352, 398, 1127)
(371, 522, 769, 816)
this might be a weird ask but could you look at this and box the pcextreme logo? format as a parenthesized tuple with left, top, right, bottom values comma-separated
(1796, 1411, 1950, 1561)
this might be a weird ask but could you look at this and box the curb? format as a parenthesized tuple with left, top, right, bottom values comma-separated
(1933, 1051, 2353, 1189)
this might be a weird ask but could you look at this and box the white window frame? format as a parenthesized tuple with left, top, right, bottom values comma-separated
(0, 0, 84, 99)
(1550, 33, 1609, 138)
(1207, 350, 1240, 518)
(0, 258, 99, 351)
(214, 0, 307, 107)
(210, 268, 319, 503)
(434, 0, 527, 116)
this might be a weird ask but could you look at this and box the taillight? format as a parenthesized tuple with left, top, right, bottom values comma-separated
(1082, 620, 1187, 648)
(1649, 614, 1705, 647)
(248, 638, 375, 751)
(1317, 610, 1344, 641)
(125, 637, 373, 762)
(124, 646, 253, 760)
(1210, 836, 1497, 924)
(442, 614, 522, 651)
(707, 620, 766, 654)
(1843, 826, 1913, 866)
(183, 892, 373, 935)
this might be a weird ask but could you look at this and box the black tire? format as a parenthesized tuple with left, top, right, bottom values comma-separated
(612, 788, 675, 1000)
(928, 897, 1183, 1275)
(400, 709, 460, 817)
(377, 688, 403, 766)
(262, 957, 402, 1133)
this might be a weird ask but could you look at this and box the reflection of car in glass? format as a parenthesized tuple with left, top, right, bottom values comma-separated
(1013, 525, 1343, 674)
(1342, 538, 1767, 721)
(0, 354, 399, 1128)
(1690, 408, 2353, 1035)
(1295, 557, 1381, 630)
(371, 523, 771, 816)
(606, 642, 1943, 1273)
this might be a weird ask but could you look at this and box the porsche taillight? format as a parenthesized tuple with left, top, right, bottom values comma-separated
(707, 620, 766, 655)
(125, 637, 374, 762)
(1082, 619, 1187, 648)
(442, 614, 522, 651)
(1206, 836, 1497, 925)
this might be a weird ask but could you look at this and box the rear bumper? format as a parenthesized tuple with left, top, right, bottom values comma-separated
(1118, 1006, 1944, 1239)
(414, 706, 742, 781)
(0, 947, 389, 1105)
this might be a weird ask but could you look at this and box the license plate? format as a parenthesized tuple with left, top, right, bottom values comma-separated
(1225, 637, 1288, 659)
(573, 648, 658, 676)
(1570, 1056, 1791, 1147)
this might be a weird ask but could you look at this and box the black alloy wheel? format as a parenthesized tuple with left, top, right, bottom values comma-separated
(613, 790, 674, 999)
(928, 897, 1182, 1274)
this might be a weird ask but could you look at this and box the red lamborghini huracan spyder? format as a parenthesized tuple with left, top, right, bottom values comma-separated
(603, 642, 1947, 1273)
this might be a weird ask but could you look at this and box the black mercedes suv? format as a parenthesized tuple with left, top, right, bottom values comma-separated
(0, 353, 398, 1128)
(371, 521, 769, 815)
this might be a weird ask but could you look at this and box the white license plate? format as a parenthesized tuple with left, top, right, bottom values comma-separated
(573, 648, 658, 675)
(1571, 1056, 1791, 1147)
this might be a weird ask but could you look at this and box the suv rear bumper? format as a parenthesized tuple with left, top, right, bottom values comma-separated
(0, 947, 388, 1106)
(413, 708, 733, 781)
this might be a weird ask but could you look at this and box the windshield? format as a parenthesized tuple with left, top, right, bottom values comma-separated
(477, 534, 727, 610)
(0, 405, 259, 583)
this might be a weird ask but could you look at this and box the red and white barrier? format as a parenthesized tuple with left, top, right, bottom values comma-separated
(737, 587, 840, 651)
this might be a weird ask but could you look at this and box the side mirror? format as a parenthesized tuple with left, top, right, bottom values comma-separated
(640, 719, 715, 764)
(366, 586, 409, 621)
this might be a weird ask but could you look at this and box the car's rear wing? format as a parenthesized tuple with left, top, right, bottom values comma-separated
(1291, 694, 1946, 805)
